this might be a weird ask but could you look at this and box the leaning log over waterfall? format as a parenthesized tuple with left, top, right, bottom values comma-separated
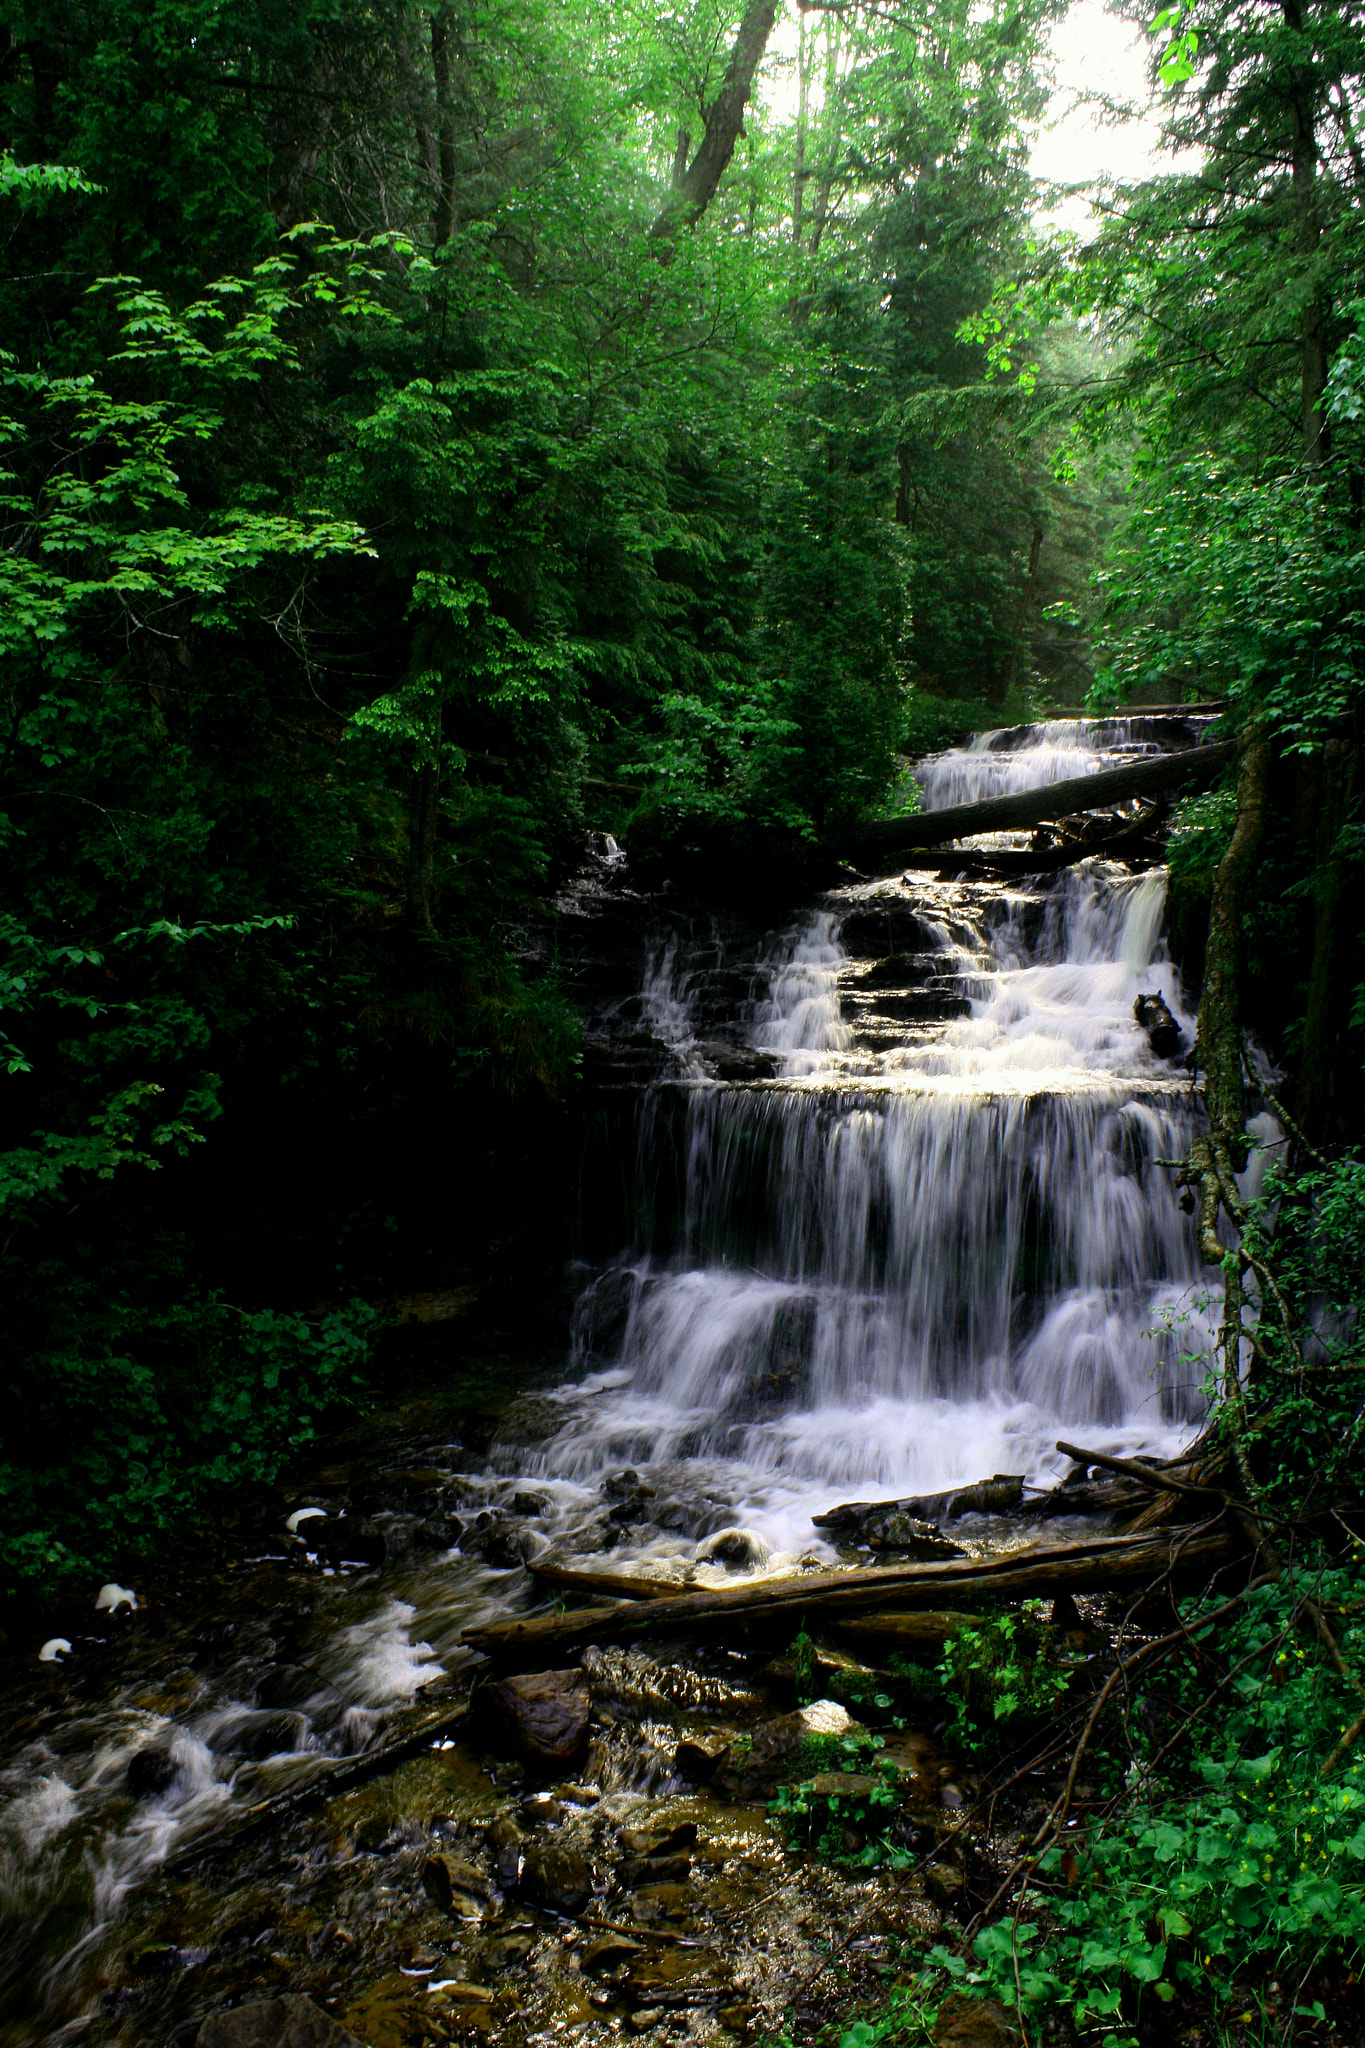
(462, 1527, 1240, 1662)
(843, 737, 1237, 860)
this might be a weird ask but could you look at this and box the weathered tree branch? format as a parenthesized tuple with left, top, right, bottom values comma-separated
(843, 738, 1236, 860)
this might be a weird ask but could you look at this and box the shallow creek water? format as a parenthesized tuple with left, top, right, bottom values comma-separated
(1, 717, 1247, 2048)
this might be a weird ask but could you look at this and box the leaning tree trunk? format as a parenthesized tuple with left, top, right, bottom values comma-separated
(405, 760, 440, 937)
(1184, 722, 1270, 1488)
(652, 0, 778, 238)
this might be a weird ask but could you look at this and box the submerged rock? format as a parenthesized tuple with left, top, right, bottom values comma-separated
(423, 1851, 492, 1917)
(521, 1837, 592, 1914)
(483, 1669, 591, 1763)
(865, 1512, 964, 1558)
(196, 1995, 369, 2048)
(126, 1743, 178, 1798)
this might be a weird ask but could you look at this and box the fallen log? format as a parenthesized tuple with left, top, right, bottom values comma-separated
(1055, 1441, 1223, 1503)
(844, 737, 1236, 860)
(899, 807, 1169, 881)
(461, 1526, 1240, 1662)
(813, 1474, 1024, 1535)
(527, 1560, 676, 1601)
(827, 1610, 980, 1654)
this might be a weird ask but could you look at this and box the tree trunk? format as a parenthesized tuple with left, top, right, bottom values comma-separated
(1283, 0, 1328, 465)
(653, 0, 778, 238)
(406, 760, 440, 936)
(430, 4, 458, 248)
(992, 525, 1043, 706)
(1295, 736, 1358, 1140)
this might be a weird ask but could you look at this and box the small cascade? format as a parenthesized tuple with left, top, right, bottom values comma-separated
(915, 713, 1206, 811)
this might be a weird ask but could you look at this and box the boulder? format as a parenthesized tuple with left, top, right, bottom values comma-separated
(196, 1996, 369, 2048)
(673, 1731, 729, 1780)
(696, 1528, 770, 1569)
(1134, 991, 1183, 1059)
(933, 1994, 1022, 2047)
(127, 1744, 178, 1798)
(521, 1837, 592, 1915)
(617, 1854, 692, 1888)
(484, 1669, 591, 1764)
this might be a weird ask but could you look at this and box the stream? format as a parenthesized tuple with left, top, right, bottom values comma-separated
(1, 716, 1242, 2048)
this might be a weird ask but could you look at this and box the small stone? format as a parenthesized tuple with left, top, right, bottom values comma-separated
(940, 1783, 963, 1809)
(430, 1983, 493, 2005)
(521, 1838, 592, 1915)
(934, 1993, 1022, 2048)
(718, 2004, 753, 2032)
(555, 1781, 601, 1807)
(617, 1854, 691, 1889)
(583, 1932, 645, 1971)
(423, 1852, 492, 1917)
(628, 2010, 664, 2032)
(488, 1815, 525, 1888)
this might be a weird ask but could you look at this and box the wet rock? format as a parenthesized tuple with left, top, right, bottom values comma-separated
(461, 1514, 534, 1569)
(413, 1513, 461, 1550)
(423, 1852, 492, 1917)
(127, 1743, 178, 1798)
(484, 1930, 536, 1966)
(1134, 990, 1182, 1058)
(924, 1861, 965, 1903)
(521, 1837, 592, 1914)
(583, 1931, 645, 1970)
(488, 1814, 525, 1887)
(865, 1513, 965, 1558)
(316, 1516, 387, 1566)
(628, 2011, 664, 2033)
(934, 1993, 1022, 2047)
(355, 1813, 406, 1854)
(619, 1821, 698, 1858)
(718, 2003, 754, 2032)
(574, 1269, 641, 1358)
(696, 1528, 770, 1569)
(808, 1772, 874, 1800)
(673, 1731, 729, 1780)
(722, 1698, 864, 1797)
(196, 1996, 369, 2048)
(602, 1468, 648, 1500)
(607, 1488, 656, 1529)
(226, 1712, 305, 1762)
(618, 1854, 692, 1888)
(512, 1490, 551, 1517)
(254, 1663, 339, 1713)
(483, 1669, 591, 1764)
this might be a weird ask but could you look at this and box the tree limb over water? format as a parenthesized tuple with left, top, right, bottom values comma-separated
(843, 737, 1238, 861)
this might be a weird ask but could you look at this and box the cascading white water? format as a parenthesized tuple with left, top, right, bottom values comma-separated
(916, 717, 1164, 811)
(535, 731, 1219, 1557)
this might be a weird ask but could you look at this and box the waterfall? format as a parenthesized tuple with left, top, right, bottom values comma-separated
(536, 722, 1219, 1554)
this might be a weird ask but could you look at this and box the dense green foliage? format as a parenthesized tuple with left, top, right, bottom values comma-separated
(1, 0, 1096, 1594)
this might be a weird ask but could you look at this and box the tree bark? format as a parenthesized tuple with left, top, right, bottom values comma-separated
(406, 760, 440, 936)
(430, 4, 458, 248)
(653, 0, 778, 237)
(1295, 736, 1358, 1140)
(843, 738, 1237, 861)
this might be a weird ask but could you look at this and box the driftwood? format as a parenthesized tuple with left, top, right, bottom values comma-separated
(1055, 1441, 1222, 1503)
(813, 1474, 1024, 1535)
(845, 737, 1236, 860)
(527, 1560, 674, 1601)
(828, 1610, 981, 1653)
(462, 1527, 1240, 1662)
